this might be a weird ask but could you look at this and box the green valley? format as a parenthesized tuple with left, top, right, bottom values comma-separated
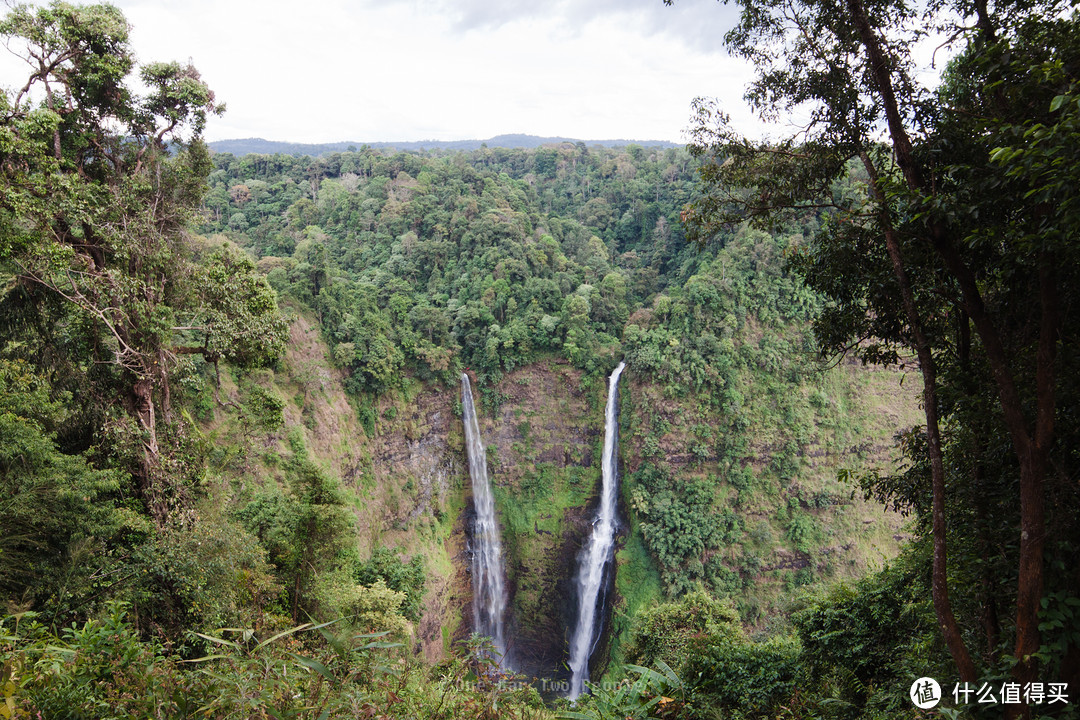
(1, 1, 1078, 719)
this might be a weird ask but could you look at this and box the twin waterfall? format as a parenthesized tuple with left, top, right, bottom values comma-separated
(461, 374, 508, 662)
(568, 361, 626, 700)
(460, 363, 626, 692)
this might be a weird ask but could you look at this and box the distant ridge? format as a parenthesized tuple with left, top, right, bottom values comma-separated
(208, 134, 680, 156)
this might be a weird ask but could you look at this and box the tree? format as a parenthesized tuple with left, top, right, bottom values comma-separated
(676, 0, 1080, 708)
(0, 2, 286, 524)
(0, 359, 127, 606)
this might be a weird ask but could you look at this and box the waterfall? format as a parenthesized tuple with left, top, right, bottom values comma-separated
(567, 361, 626, 700)
(461, 373, 508, 663)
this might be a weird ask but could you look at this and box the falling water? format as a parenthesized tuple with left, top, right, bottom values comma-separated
(567, 361, 626, 700)
(461, 373, 508, 662)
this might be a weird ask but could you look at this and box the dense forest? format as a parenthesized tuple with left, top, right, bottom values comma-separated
(1, 1, 1078, 719)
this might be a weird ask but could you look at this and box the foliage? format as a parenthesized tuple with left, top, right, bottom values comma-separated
(624, 589, 740, 670)
(0, 1, 285, 528)
(0, 603, 552, 720)
(790, 555, 940, 719)
(683, 633, 800, 720)
(233, 443, 357, 622)
(628, 464, 741, 595)
(680, 0, 1080, 696)
(189, 241, 289, 369)
(621, 589, 799, 720)
(0, 359, 129, 611)
(0, 602, 172, 719)
(557, 660, 688, 720)
(354, 547, 426, 623)
(0, 8, 288, 643)
(199, 143, 703, 391)
(127, 510, 282, 643)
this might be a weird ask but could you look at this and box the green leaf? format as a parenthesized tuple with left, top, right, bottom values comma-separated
(253, 622, 312, 650)
(193, 632, 242, 650)
(181, 653, 228, 663)
(288, 652, 337, 685)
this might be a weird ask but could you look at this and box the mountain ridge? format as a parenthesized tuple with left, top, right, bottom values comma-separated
(208, 134, 681, 156)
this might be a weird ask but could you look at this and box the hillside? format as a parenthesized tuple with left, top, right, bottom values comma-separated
(199, 309, 918, 675)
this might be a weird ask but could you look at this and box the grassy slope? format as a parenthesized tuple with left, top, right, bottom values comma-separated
(616, 355, 921, 641)
(200, 308, 466, 662)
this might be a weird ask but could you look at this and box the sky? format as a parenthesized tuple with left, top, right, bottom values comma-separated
(0, 0, 759, 144)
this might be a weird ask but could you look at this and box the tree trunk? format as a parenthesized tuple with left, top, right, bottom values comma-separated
(131, 376, 159, 456)
(928, 213, 1054, 712)
(847, 1, 1057, 708)
(861, 151, 978, 683)
(129, 375, 170, 526)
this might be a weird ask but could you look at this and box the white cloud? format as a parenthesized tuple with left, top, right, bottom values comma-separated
(0, 0, 758, 143)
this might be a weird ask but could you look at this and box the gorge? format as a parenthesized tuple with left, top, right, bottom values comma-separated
(188, 143, 923, 692)
(4, 0, 1078, 713)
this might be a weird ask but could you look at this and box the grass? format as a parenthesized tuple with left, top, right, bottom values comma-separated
(607, 528, 663, 669)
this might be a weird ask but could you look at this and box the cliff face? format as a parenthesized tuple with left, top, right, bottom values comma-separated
(358, 359, 609, 673)
(215, 317, 611, 669)
(214, 312, 919, 678)
(614, 353, 921, 642)
(481, 360, 602, 679)
(359, 380, 463, 663)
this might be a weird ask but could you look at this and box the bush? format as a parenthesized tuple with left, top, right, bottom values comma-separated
(625, 589, 740, 669)
(684, 633, 801, 719)
(789, 555, 944, 718)
(1, 602, 549, 720)
(354, 547, 426, 622)
(130, 510, 281, 642)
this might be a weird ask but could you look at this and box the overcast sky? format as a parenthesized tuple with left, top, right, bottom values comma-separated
(1, 0, 764, 143)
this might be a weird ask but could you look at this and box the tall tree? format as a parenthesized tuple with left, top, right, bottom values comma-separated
(0, 2, 286, 524)
(674, 0, 1080, 708)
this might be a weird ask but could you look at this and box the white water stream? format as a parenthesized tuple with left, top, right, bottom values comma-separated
(461, 374, 508, 663)
(567, 361, 626, 700)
